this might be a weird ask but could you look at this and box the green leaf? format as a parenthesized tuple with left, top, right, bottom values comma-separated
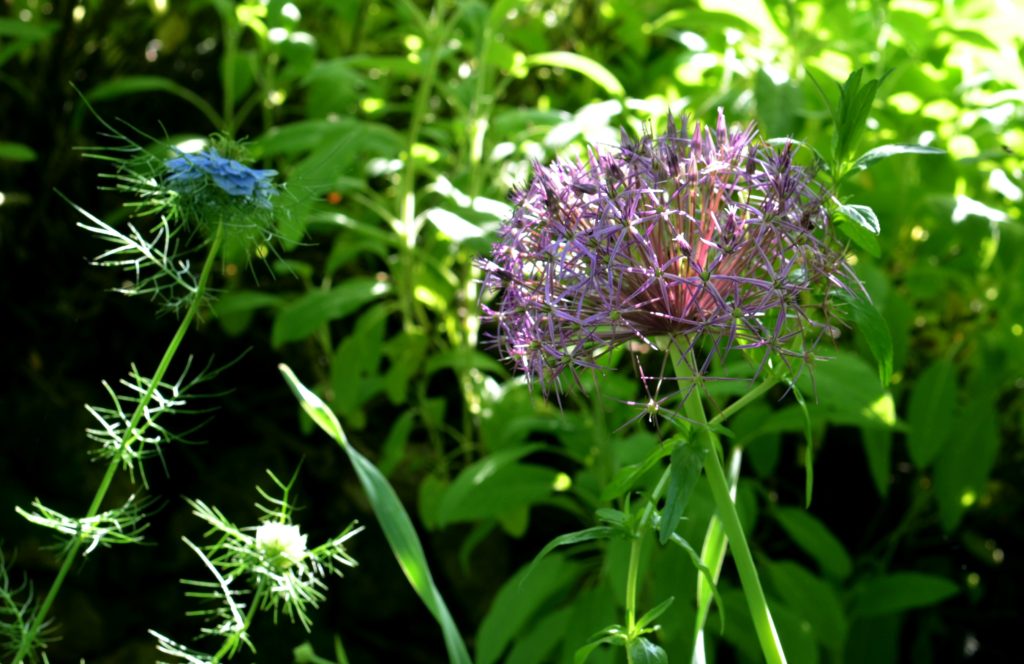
(850, 572, 959, 618)
(934, 396, 1000, 531)
(628, 637, 667, 664)
(575, 633, 624, 664)
(787, 381, 815, 507)
(436, 445, 560, 525)
(600, 437, 677, 502)
(835, 202, 881, 235)
(477, 555, 586, 664)
(850, 144, 945, 173)
(278, 365, 471, 664)
(836, 216, 881, 257)
(906, 359, 957, 468)
(861, 428, 893, 497)
(86, 76, 223, 129)
(765, 560, 848, 650)
(755, 70, 803, 137)
(526, 527, 623, 582)
(843, 292, 894, 386)
(525, 51, 625, 97)
(506, 607, 573, 664)
(635, 596, 675, 631)
(772, 507, 853, 580)
(424, 207, 488, 243)
(0, 141, 37, 162)
(271, 278, 391, 348)
(658, 441, 705, 544)
(213, 290, 284, 336)
(424, 346, 508, 377)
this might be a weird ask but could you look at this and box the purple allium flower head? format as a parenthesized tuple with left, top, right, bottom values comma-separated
(480, 110, 859, 400)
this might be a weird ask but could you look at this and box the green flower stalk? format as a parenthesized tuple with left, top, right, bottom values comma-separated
(7, 118, 283, 663)
(481, 111, 862, 663)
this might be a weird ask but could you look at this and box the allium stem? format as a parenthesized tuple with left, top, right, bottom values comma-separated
(14, 223, 225, 664)
(672, 351, 786, 664)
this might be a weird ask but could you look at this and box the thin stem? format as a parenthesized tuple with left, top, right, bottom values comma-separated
(212, 585, 264, 663)
(624, 535, 643, 633)
(692, 446, 741, 664)
(671, 351, 786, 664)
(702, 435, 786, 664)
(14, 224, 224, 663)
(623, 467, 672, 647)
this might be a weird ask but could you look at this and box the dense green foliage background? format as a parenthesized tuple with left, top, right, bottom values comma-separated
(2, 0, 1022, 662)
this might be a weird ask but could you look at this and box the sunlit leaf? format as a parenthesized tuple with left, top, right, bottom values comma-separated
(278, 366, 471, 664)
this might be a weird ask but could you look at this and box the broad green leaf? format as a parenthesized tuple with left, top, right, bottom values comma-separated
(861, 427, 893, 497)
(843, 292, 894, 386)
(934, 396, 999, 531)
(477, 555, 586, 664)
(627, 637, 667, 664)
(330, 304, 390, 426)
(506, 607, 573, 664)
(436, 445, 558, 525)
(764, 560, 848, 649)
(772, 508, 852, 580)
(271, 278, 391, 347)
(851, 144, 945, 173)
(424, 346, 508, 377)
(213, 290, 284, 336)
(278, 366, 471, 664)
(658, 441, 705, 544)
(437, 461, 560, 525)
(835, 202, 881, 235)
(379, 409, 415, 477)
(836, 216, 882, 257)
(0, 141, 37, 162)
(850, 572, 959, 618)
(424, 207, 488, 243)
(525, 51, 625, 97)
(906, 359, 957, 467)
(755, 70, 803, 137)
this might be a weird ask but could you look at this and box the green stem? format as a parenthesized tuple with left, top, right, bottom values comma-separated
(14, 225, 224, 664)
(671, 351, 786, 664)
(624, 467, 672, 645)
(702, 436, 786, 664)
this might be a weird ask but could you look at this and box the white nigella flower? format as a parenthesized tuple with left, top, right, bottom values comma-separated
(255, 522, 308, 569)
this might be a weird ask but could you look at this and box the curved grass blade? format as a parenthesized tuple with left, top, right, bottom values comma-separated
(279, 364, 471, 664)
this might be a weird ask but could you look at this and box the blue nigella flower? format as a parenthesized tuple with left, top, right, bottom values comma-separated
(165, 148, 278, 207)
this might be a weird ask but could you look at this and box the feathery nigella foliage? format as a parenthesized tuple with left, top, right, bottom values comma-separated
(480, 110, 859, 402)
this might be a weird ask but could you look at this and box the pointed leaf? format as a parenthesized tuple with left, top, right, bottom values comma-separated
(658, 441, 705, 544)
(843, 292, 894, 386)
(525, 51, 625, 97)
(851, 144, 945, 173)
(906, 359, 957, 467)
(851, 572, 958, 618)
(278, 365, 471, 664)
(635, 596, 675, 632)
(772, 507, 852, 580)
